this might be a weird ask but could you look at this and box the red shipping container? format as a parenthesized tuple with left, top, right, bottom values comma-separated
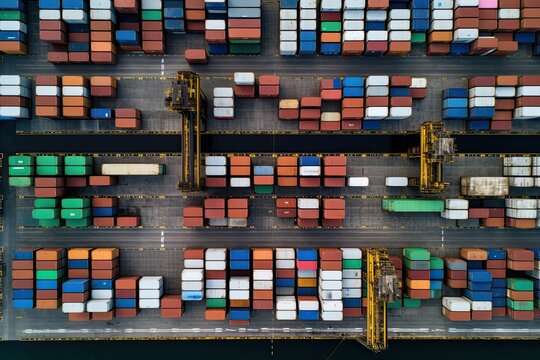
(65, 177, 87, 187)
(299, 177, 320, 187)
(323, 209, 345, 219)
(116, 216, 140, 227)
(324, 167, 346, 176)
(184, 248, 204, 259)
(300, 108, 320, 120)
(234, 85, 255, 98)
(391, 97, 412, 107)
(68, 269, 90, 278)
(468, 208, 490, 219)
(184, 207, 204, 217)
(320, 89, 342, 101)
(319, 248, 342, 261)
(116, 308, 139, 317)
(89, 176, 117, 186)
(276, 208, 296, 218)
(342, 98, 364, 108)
(205, 177, 227, 187)
(36, 290, 60, 300)
(276, 269, 295, 278)
(92, 258, 119, 270)
(297, 218, 318, 228)
(91, 87, 117, 98)
(12, 279, 34, 289)
(92, 268, 120, 279)
(228, 198, 248, 209)
(36, 260, 64, 270)
(12, 260, 34, 270)
(48, 51, 69, 63)
(252, 260, 273, 269)
(299, 120, 319, 131)
(69, 52, 90, 63)
(116, 289, 137, 298)
(490, 121, 512, 131)
(276, 198, 296, 208)
(488, 208, 505, 217)
(507, 308, 534, 321)
(405, 269, 430, 280)
(343, 308, 363, 317)
(320, 122, 341, 131)
(205, 270, 226, 279)
(322, 219, 343, 227)
(301, 97, 322, 108)
(35, 187, 64, 198)
(341, 120, 362, 130)
(320, 261, 342, 270)
(93, 216, 115, 227)
(62, 292, 89, 303)
(252, 300, 273, 310)
(391, 76, 412, 87)
(443, 308, 471, 321)
(297, 209, 319, 219)
(35, 177, 64, 187)
(279, 109, 299, 120)
(92, 198, 117, 207)
(161, 295, 183, 308)
(205, 198, 225, 209)
(323, 198, 345, 210)
(91, 20, 115, 31)
(259, 85, 279, 98)
(366, 97, 389, 107)
(204, 209, 226, 219)
(228, 19, 261, 28)
(320, 12, 341, 21)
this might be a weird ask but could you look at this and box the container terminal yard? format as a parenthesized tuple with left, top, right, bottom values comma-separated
(1, 0, 540, 353)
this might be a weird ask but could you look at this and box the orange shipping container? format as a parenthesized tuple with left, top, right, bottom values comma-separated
(0, 42, 27, 55)
(276, 156, 297, 166)
(228, 209, 248, 218)
(36, 299, 60, 309)
(91, 41, 117, 54)
(230, 299, 250, 308)
(184, 206, 203, 217)
(324, 166, 346, 176)
(227, 198, 248, 209)
(428, 31, 453, 43)
(12, 270, 34, 279)
(253, 248, 273, 260)
(35, 107, 61, 118)
(91, 248, 119, 260)
(496, 75, 519, 86)
(321, 32, 341, 43)
(36, 248, 64, 261)
(323, 209, 346, 220)
(161, 308, 183, 318)
(230, 156, 251, 166)
(320, 261, 342, 270)
(90, 76, 117, 88)
(62, 97, 91, 107)
(62, 107, 89, 118)
(185, 10, 205, 20)
(228, 28, 261, 40)
(253, 260, 273, 269)
(253, 175, 274, 185)
(230, 166, 251, 176)
(205, 308, 226, 321)
(277, 166, 297, 176)
(460, 248, 487, 261)
(276, 198, 296, 208)
(62, 76, 87, 86)
(161, 295, 183, 308)
(115, 118, 142, 129)
(298, 278, 317, 287)
(277, 177, 297, 187)
(253, 290, 274, 300)
(116, 276, 140, 289)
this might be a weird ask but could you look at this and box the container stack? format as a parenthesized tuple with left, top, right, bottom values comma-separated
(204, 248, 227, 320)
(387, 9, 411, 56)
(299, 97, 321, 131)
(491, 75, 517, 131)
(388, 255, 402, 309)
(277, 156, 298, 187)
(507, 277, 534, 320)
(278, 99, 300, 121)
(0, 0, 28, 55)
(61, 198, 92, 228)
(63, 0, 91, 63)
(92, 198, 118, 227)
(229, 249, 251, 325)
(320, 84, 342, 129)
(388, 76, 412, 120)
(0, 75, 30, 120)
(442, 199, 469, 220)
(514, 76, 540, 120)
(259, 75, 280, 98)
(12, 248, 37, 309)
(160, 295, 184, 318)
(227, 198, 249, 228)
(468, 76, 495, 131)
(452, 0, 479, 54)
(205, 19, 227, 55)
(464, 269, 493, 320)
(318, 248, 342, 321)
(35, 248, 66, 309)
(297, 198, 319, 228)
(298, 0, 317, 55)
(364, 75, 389, 130)
(89, 248, 119, 320)
(234, 72, 255, 98)
(296, 248, 317, 299)
(90, 76, 117, 98)
(299, 156, 321, 187)
(252, 248, 274, 310)
(442, 297, 471, 321)
(276, 198, 297, 218)
(62, 76, 91, 119)
(429, 256, 444, 299)
(185, 0, 205, 32)
(486, 248, 507, 317)
(505, 199, 537, 229)
(67, 247, 91, 279)
(320, 0, 342, 55)
(141, 0, 165, 54)
(342, 248, 363, 316)
(503, 157, 533, 188)
(65, 155, 93, 177)
(275, 248, 296, 300)
(341, 0, 365, 56)
(403, 248, 430, 300)
(138, 276, 163, 309)
(8, 155, 34, 188)
(444, 258, 467, 289)
(185, 48, 209, 63)
(62, 279, 90, 320)
(229, 156, 251, 188)
(506, 248, 534, 272)
(34, 75, 61, 119)
(276, 295, 297, 320)
(253, 165, 274, 194)
(410, 0, 429, 43)
(114, 0, 142, 52)
(322, 198, 346, 227)
(460, 176, 509, 197)
(115, 108, 142, 130)
(164, 0, 185, 33)
(228, 0, 262, 55)
(204, 198, 226, 227)
(115, 277, 139, 317)
(410, 77, 428, 99)
(213, 87, 234, 120)
(183, 205, 204, 227)
(204, 155, 227, 187)
(280, 4, 297, 56)
(442, 88, 468, 120)
(90, 0, 117, 64)
(364, 6, 388, 56)
(323, 156, 347, 187)
(529, 249, 540, 315)
(34, 159, 63, 193)
(341, 77, 364, 130)
(427, 0, 452, 55)
(182, 248, 205, 302)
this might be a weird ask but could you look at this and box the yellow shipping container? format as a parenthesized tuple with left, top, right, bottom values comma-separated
(298, 278, 317, 287)
(406, 279, 430, 290)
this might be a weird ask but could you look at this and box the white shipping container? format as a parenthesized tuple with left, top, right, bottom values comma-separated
(321, 300, 343, 311)
(206, 289, 226, 298)
(503, 157, 531, 166)
(343, 20, 365, 31)
(87, 299, 113, 312)
(342, 279, 361, 288)
(343, 10, 365, 20)
(347, 177, 369, 187)
(460, 177, 509, 196)
(321, 112, 341, 122)
(342, 288, 362, 298)
(469, 87, 496, 97)
(297, 270, 317, 278)
(206, 279, 226, 289)
(181, 269, 204, 281)
(229, 277, 250, 290)
(495, 87, 516, 98)
(90, 9, 116, 21)
(320, 271, 343, 281)
(253, 270, 273, 280)
(0, 107, 29, 118)
(181, 282, 203, 291)
(365, 107, 388, 119)
(510, 177, 534, 187)
(298, 198, 320, 209)
(205, 165, 226, 176)
(276, 248, 295, 260)
(39, 9, 61, 20)
(385, 176, 408, 187)
(446, 199, 469, 210)
(319, 279, 343, 290)
(0, 21, 27, 33)
(442, 297, 471, 312)
(366, 30, 388, 41)
(498, 8, 520, 19)
(533, 157, 540, 166)
(389, 31, 411, 41)
(344, 0, 366, 9)
(321, 311, 343, 321)
(213, 97, 234, 108)
(388, 20, 410, 30)
(342, 30, 365, 42)
(206, 248, 227, 260)
(253, 280, 273, 290)
(411, 77, 427, 88)
(298, 299, 319, 311)
(388, 107, 412, 119)
(35, 85, 60, 97)
(341, 248, 362, 259)
(431, 0, 454, 9)
(139, 276, 164, 289)
(204, 260, 227, 270)
(280, 20, 297, 31)
(505, 198, 537, 209)
(276, 296, 297, 310)
(299, 20, 317, 31)
(280, 31, 297, 42)
(91, 289, 114, 299)
(0, 86, 31, 97)
(366, 10, 387, 21)
(139, 288, 165, 298)
(366, 86, 389, 97)
(342, 269, 362, 278)
(280, 41, 297, 56)
(366, 75, 389, 86)
(62, 10, 89, 24)
(441, 209, 469, 220)
(62, 86, 90, 97)
(514, 107, 540, 119)
(390, 9, 411, 19)
(90, 0, 113, 9)
(142, 0, 163, 9)
(276, 310, 297, 320)
(321, 0, 343, 11)
(213, 87, 234, 98)
(214, 107, 234, 119)
(318, 289, 343, 300)
(504, 166, 531, 176)
(300, 0, 317, 8)
(517, 86, 540, 97)
(205, 155, 227, 166)
(139, 299, 160, 308)
(0, 75, 29, 86)
(300, 9, 317, 19)
(464, 299, 492, 311)
(454, 0, 479, 6)
(299, 166, 321, 176)
(62, 302, 86, 313)
(431, 9, 453, 19)
(536, 177, 540, 187)
(205, 20, 226, 30)
(280, 9, 297, 19)
(230, 177, 251, 187)
(234, 72, 255, 86)
(506, 208, 537, 219)
(229, 290, 250, 299)
(470, 97, 495, 107)
(429, 20, 453, 31)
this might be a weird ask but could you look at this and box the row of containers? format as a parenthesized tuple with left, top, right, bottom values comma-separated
(442, 75, 540, 131)
(278, 0, 540, 56)
(14, 247, 540, 322)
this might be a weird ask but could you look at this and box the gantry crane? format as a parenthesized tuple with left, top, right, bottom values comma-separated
(358, 248, 398, 352)
(165, 71, 207, 192)
(407, 121, 456, 193)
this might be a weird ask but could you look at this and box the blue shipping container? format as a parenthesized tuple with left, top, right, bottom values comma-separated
(297, 287, 317, 296)
(13, 289, 34, 299)
(469, 107, 495, 119)
(412, 9, 429, 18)
(39, 0, 61, 9)
(320, 43, 341, 55)
(297, 248, 317, 261)
(430, 269, 444, 280)
(390, 87, 410, 97)
(528, 248, 540, 260)
(343, 77, 364, 87)
(442, 108, 468, 120)
(299, 156, 320, 166)
(411, 0, 429, 8)
(13, 249, 35, 260)
(12, 299, 34, 309)
(515, 32, 535, 44)
(487, 249, 506, 260)
(280, 0, 298, 8)
(332, 78, 342, 89)
(90, 108, 113, 120)
(363, 120, 381, 130)
(36, 280, 61, 290)
(164, 7, 183, 19)
(230, 248, 250, 260)
(0, 32, 27, 42)
(253, 165, 274, 176)
(492, 278, 507, 288)
(68, 24, 90, 33)
(467, 281, 492, 291)
(116, 298, 137, 308)
(491, 288, 506, 298)
(411, 20, 429, 32)
(450, 42, 470, 56)
(182, 291, 203, 301)
(299, 41, 316, 55)
(67, 42, 89, 52)
(165, 19, 185, 33)
(467, 120, 490, 130)
(68, 259, 89, 269)
(342, 87, 364, 98)
(1, 0, 26, 10)
(492, 297, 506, 307)
(365, 21, 386, 31)
(443, 88, 468, 99)
(116, 30, 140, 45)
(229, 309, 250, 320)
(63, 279, 90, 292)
(164, 0, 184, 6)
(276, 278, 295, 287)
(208, 43, 228, 55)
(468, 270, 492, 282)
(463, 289, 492, 301)
(300, 31, 316, 42)
(92, 207, 117, 217)
(430, 280, 442, 290)
(230, 260, 250, 270)
(443, 98, 467, 108)
(91, 279, 113, 289)
(298, 310, 319, 321)
(343, 298, 362, 308)
(62, 0, 86, 9)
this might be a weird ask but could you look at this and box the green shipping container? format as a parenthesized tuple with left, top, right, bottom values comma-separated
(9, 155, 34, 166)
(65, 218, 92, 228)
(403, 298, 422, 308)
(411, 32, 426, 43)
(382, 198, 444, 213)
(36, 268, 65, 280)
(9, 166, 34, 176)
(34, 198, 59, 209)
(36, 166, 62, 176)
(403, 258, 430, 270)
(506, 299, 533, 311)
(507, 278, 533, 291)
(429, 256, 444, 269)
(32, 208, 60, 220)
(535, 298, 540, 308)
(9, 176, 33, 187)
(36, 155, 62, 166)
(64, 165, 93, 176)
(430, 289, 442, 299)
(61, 208, 91, 219)
(342, 259, 362, 269)
(403, 248, 430, 261)
(228, 38, 261, 44)
(321, 22, 341, 32)
(64, 155, 93, 166)
(62, 198, 91, 208)
(229, 43, 261, 55)
(39, 218, 61, 228)
(254, 185, 273, 194)
(206, 298, 227, 308)
(387, 299, 402, 309)
(142, 10, 162, 21)
(0, 10, 26, 21)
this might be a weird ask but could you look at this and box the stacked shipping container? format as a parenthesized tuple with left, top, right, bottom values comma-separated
(139, 276, 163, 309)
(318, 248, 343, 321)
(204, 248, 227, 320)
(182, 248, 205, 301)
(0, 75, 31, 119)
(342, 248, 363, 316)
(275, 248, 296, 320)
(115, 276, 139, 317)
(0, 0, 28, 55)
(229, 249, 251, 324)
(252, 248, 274, 310)
(12, 248, 36, 309)
(35, 248, 66, 309)
(296, 248, 319, 320)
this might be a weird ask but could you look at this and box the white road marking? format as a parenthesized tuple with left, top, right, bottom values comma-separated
(160, 231, 165, 248)
(441, 228, 445, 248)
(160, 57, 165, 76)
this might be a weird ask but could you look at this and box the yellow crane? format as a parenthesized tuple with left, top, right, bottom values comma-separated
(165, 71, 207, 192)
(359, 248, 398, 352)
(408, 121, 456, 193)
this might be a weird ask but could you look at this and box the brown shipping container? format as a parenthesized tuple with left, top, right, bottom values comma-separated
(69, 32, 90, 42)
(253, 175, 273, 185)
(367, 0, 389, 8)
(252, 260, 273, 269)
(443, 307, 471, 321)
(183, 217, 203, 227)
(230, 300, 250, 308)
(205, 177, 227, 187)
(68, 269, 90, 278)
(89, 176, 117, 186)
(35, 187, 65, 198)
(93, 216, 114, 226)
(116, 276, 140, 289)
(342, 98, 364, 108)
(320, 261, 342, 270)
(259, 75, 279, 86)
(92, 268, 120, 279)
(507, 260, 534, 271)
(40, 20, 66, 31)
(405, 269, 430, 280)
(185, 49, 208, 63)
(34, 177, 64, 188)
(35, 96, 61, 106)
(36, 299, 60, 309)
(299, 177, 321, 187)
(161, 308, 183, 318)
(320, 12, 341, 21)
(366, 97, 389, 107)
(228, 19, 261, 28)
(35, 75, 61, 86)
(454, 18, 479, 28)
(0, 42, 27, 55)
(343, 308, 363, 317)
(12, 279, 34, 289)
(205, 198, 225, 209)
(366, 41, 388, 52)
(454, 7, 479, 18)
(117, 216, 141, 227)
(91, 20, 114, 31)
(486, 267, 505, 279)
(204, 209, 226, 219)
(495, 99, 515, 110)
(516, 97, 540, 107)
(228, 28, 261, 40)
(117, 308, 139, 317)
(161, 295, 183, 308)
(253, 300, 273, 309)
(184, 207, 204, 217)
(184, 248, 204, 259)
(406, 289, 430, 299)
(91, 52, 117, 64)
(91, 86, 117, 98)
(40, 30, 66, 44)
(520, 76, 540, 86)
(91, 32, 114, 42)
(460, 248, 488, 260)
(114, 0, 139, 12)
(92, 258, 119, 270)
(506, 218, 536, 228)
(12, 271, 34, 281)
(115, 108, 141, 118)
(12, 260, 34, 270)
(276, 208, 296, 218)
(69, 312, 91, 321)
(446, 278, 467, 288)
(468, 208, 490, 218)
(115, 118, 142, 129)
(507, 308, 534, 321)
(205, 270, 226, 279)
(279, 109, 299, 120)
(301, 97, 322, 108)
(62, 291, 89, 303)
(205, 308, 226, 321)
(92, 311, 115, 321)
(91, 197, 117, 208)
(228, 198, 248, 208)
(276, 269, 295, 278)
(116, 289, 137, 298)
(36, 259, 64, 270)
